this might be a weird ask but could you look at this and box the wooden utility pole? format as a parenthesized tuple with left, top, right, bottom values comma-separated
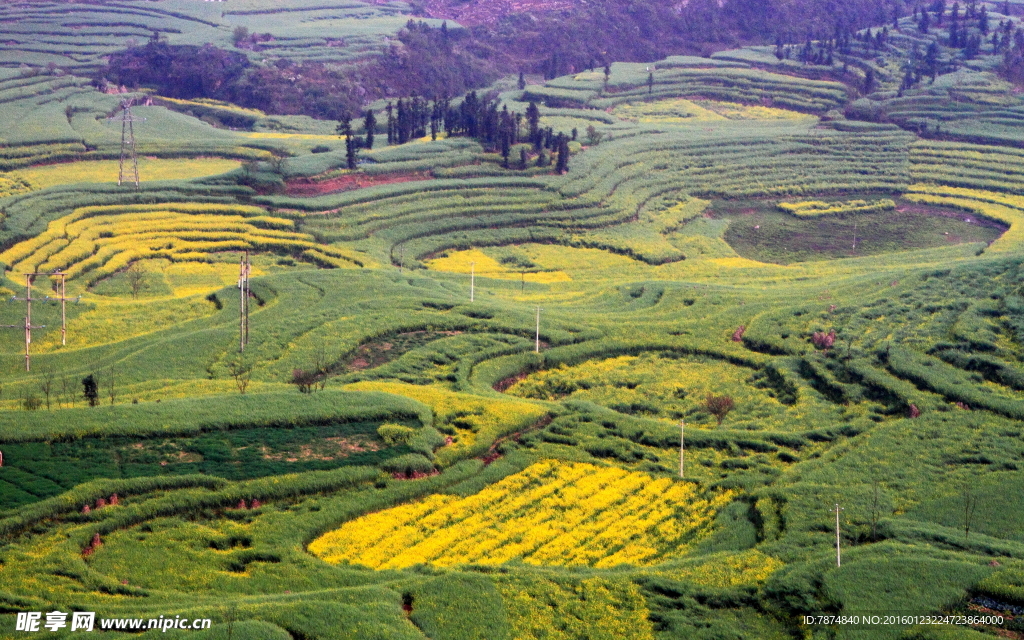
(832, 503, 844, 567)
(239, 251, 250, 352)
(469, 261, 476, 302)
(42, 271, 69, 346)
(3, 274, 48, 371)
(534, 306, 542, 353)
(679, 421, 685, 478)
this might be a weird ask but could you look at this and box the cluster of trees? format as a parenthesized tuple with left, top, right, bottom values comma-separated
(362, 92, 573, 171)
(99, 22, 496, 120)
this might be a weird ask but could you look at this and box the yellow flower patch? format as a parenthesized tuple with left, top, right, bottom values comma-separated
(13, 158, 240, 190)
(0, 203, 360, 287)
(308, 459, 734, 570)
(425, 249, 572, 283)
(344, 381, 545, 461)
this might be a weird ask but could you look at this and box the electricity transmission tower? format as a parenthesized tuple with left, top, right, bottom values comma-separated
(239, 250, 251, 352)
(109, 97, 146, 189)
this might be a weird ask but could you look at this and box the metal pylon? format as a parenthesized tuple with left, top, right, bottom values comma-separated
(109, 98, 146, 189)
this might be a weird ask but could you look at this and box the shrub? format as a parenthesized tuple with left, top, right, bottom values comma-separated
(378, 423, 416, 445)
(379, 453, 435, 475)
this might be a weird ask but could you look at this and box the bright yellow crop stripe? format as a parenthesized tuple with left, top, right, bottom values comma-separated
(309, 460, 735, 570)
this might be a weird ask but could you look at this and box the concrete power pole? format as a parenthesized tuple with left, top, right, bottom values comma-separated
(238, 251, 250, 352)
(832, 503, 844, 567)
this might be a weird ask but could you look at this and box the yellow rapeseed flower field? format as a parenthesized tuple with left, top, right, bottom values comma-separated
(611, 98, 812, 123)
(309, 459, 734, 570)
(650, 549, 784, 587)
(496, 574, 656, 640)
(426, 249, 572, 283)
(12, 158, 240, 190)
(344, 381, 545, 461)
(0, 203, 361, 286)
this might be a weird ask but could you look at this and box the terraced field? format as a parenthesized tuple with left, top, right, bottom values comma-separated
(4, 18, 1024, 640)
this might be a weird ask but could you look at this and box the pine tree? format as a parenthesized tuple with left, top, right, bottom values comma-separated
(980, 4, 990, 34)
(526, 101, 541, 150)
(82, 374, 99, 407)
(385, 102, 395, 145)
(555, 135, 569, 174)
(363, 110, 376, 149)
(337, 113, 356, 170)
(863, 67, 877, 94)
(518, 71, 526, 90)
(925, 41, 940, 79)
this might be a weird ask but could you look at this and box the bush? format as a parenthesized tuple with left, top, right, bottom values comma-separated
(378, 423, 416, 445)
(380, 454, 436, 475)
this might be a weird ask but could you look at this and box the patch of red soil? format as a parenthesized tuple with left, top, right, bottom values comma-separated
(480, 414, 553, 465)
(493, 371, 530, 392)
(285, 171, 432, 197)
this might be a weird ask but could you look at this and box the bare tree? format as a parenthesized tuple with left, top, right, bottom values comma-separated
(125, 262, 147, 299)
(40, 367, 55, 411)
(61, 373, 73, 408)
(703, 393, 735, 426)
(228, 359, 252, 394)
(312, 345, 331, 392)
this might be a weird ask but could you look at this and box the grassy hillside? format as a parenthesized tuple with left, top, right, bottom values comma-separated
(3, 11, 1024, 640)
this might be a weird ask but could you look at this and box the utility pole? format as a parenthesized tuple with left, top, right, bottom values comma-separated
(535, 306, 542, 353)
(398, 243, 404, 274)
(852, 221, 858, 252)
(470, 261, 475, 302)
(238, 250, 250, 352)
(4, 274, 48, 371)
(521, 270, 525, 292)
(832, 503, 844, 567)
(42, 271, 69, 346)
(679, 420, 685, 478)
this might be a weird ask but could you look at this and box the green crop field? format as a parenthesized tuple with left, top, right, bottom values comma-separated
(4, 5, 1024, 640)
